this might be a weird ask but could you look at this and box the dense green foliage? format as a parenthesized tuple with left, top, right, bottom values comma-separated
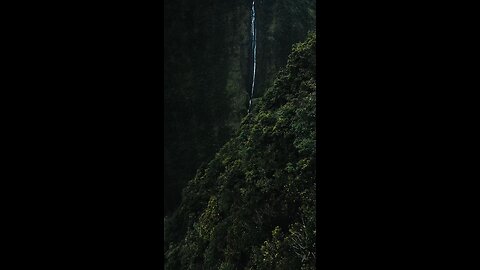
(164, 0, 316, 215)
(165, 32, 316, 269)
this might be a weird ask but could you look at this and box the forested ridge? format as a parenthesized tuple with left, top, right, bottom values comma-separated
(164, 0, 316, 216)
(165, 32, 316, 269)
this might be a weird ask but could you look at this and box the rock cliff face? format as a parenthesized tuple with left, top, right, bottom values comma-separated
(255, 0, 316, 97)
(164, 0, 315, 215)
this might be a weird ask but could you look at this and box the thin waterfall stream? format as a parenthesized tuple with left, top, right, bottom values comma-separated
(248, 0, 256, 113)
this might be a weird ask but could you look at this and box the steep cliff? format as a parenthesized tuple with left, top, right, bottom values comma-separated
(164, 0, 316, 215)
(165, 32, 316, 269)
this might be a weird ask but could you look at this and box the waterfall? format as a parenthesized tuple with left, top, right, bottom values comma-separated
(248, 0, 257, 113)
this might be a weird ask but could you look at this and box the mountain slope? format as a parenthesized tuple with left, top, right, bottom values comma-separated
(165, 32, 316, 270)
(164, 0, 316, 215)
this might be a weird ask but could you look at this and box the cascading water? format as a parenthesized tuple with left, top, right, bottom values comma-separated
(248, 0, 257, 113)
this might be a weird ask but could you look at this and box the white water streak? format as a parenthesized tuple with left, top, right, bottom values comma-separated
(248, 1, 257, 113)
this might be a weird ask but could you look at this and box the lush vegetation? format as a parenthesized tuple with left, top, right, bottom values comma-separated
(165, 32, 316, 269)
(163, 0, 316, 216)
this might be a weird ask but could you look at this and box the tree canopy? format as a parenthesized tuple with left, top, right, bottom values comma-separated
(165, 32, 316, 270)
